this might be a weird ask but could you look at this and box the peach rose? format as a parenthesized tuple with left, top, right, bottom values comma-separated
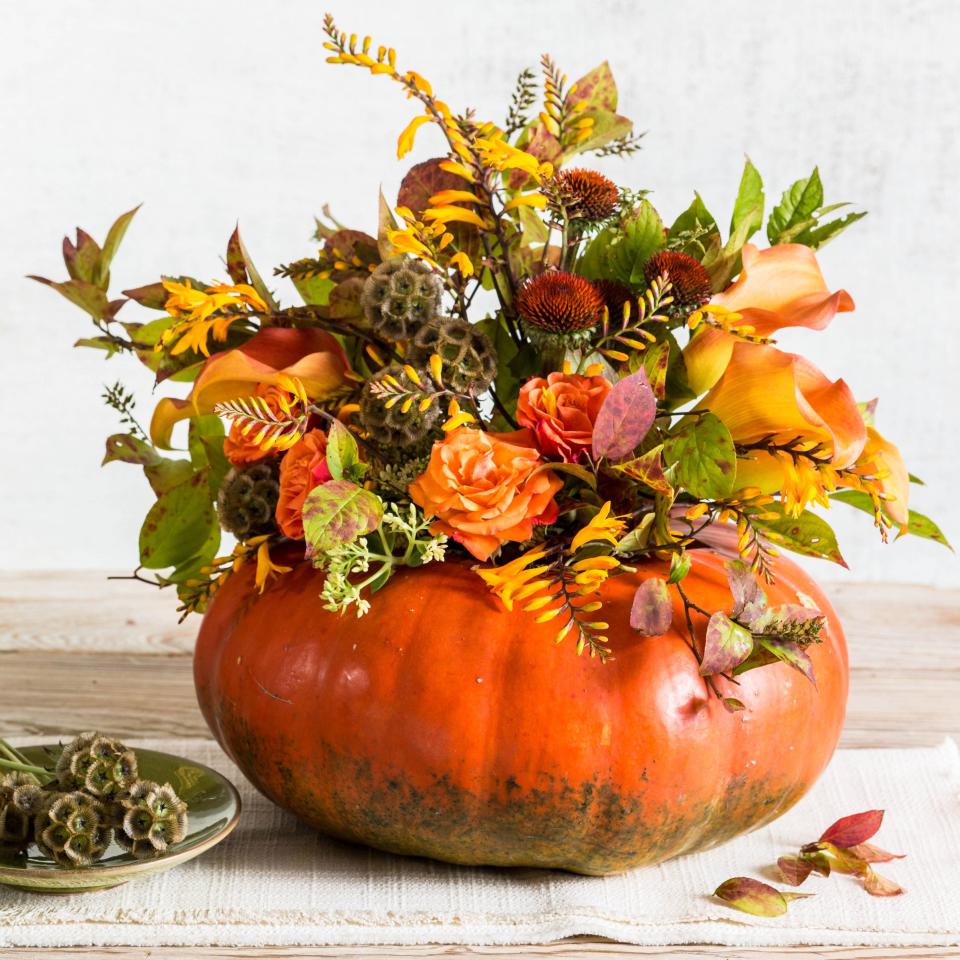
(408, 427, 563, 561)
(275, 429, 332, 540)
(517, 372, 612, 463)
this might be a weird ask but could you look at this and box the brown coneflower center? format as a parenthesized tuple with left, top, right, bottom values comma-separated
(643, 250, 713, 309)
(516, 271, 605, 334)
(552, 168, 620, 221)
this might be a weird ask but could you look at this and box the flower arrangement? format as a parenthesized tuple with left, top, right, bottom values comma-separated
(34, 15, 947, 702)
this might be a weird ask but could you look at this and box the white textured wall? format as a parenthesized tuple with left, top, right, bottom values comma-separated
(2, 0, 957, 585)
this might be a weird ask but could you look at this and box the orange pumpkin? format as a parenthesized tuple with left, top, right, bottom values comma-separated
(194, 549, 847, 875)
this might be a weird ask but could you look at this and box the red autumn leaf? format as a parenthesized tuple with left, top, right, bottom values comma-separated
(778, 855, 814, 886)
(847, 842, 905, 863)
(700, 612, 754, 676)
(863, 867, 905, 897)
(714, 877, 813, 917)
(591, 368, 656, 461)
(820, 809, 884, 848)
(629, 577, 673, 636)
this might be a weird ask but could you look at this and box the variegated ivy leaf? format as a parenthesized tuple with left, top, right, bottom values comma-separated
(591, 368, 656, 461)
(713, 877, 812, 917)
(700, 612, 754, 676)
(724, 559, 767, 624)
(303, 480, 383, 557)
(629, 577, 673, 636)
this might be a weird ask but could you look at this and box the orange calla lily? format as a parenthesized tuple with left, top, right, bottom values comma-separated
(150, 327, 349, 449)
(703, 342, 867, 504)
(847, 426, 910, 529)
(684, 243, 855, 395)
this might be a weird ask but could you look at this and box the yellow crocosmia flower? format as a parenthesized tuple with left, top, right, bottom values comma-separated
(405, 70, 432, 95)
(159, 280, 267, 357)
(438, 160, 474, 182)
(254, 541, 292, 594)
(504, 193, 548, 212)
(474, 546, 551, 611)
(571, 502, 627, 553)
(423, 206, 487, 228)
(428, 189, 483, 206)
(449, 252, 474, 277)
(396, 114, 432, 158)
(442, 411, 476, 432)
(402, 364, 422, 387)
(570, 556, 620, 572)
(428, 353, 444, 385)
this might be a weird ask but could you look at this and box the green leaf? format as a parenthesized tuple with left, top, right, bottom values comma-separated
(830, 490, 953, 549)
(293, 274, 336, 307)
(325, 419, 363, 482)
(139, 470, 216, 570)
(668, 193, 719, 258)
(102, 433, 194, 496)
(188, 416, 229, 493)
(758, 636, 817, 687)
(28, 275, 121, 322)
(614, 445, 674, 496)
(757, 503, 847, 567)
(93, 205, 140, 289)
(63, 229, 101, 283)
(700, 612, 754, 676)
(663, 413, 736, 499)
(579, 200, 664, 286)
(756, 506, 847, 566)
(225, 225, 249, 285)
(767, 168, 824, 244)
(668, 550, 691, 584)
(730, 157, 764, 241)
(797, 210, 868, 249)
(302, 480, 383, 555)
(74, 336, 122, 356)
(230, 227, 278, 311)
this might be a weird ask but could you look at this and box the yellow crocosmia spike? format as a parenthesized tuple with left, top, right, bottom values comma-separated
(619, 338, 647, 350)
(365, 344, 384, 366)
(535, 606, 564, 623)
(402, 364, 422, 387)
(449, 251, 474, 277)
(684, 502, 709, 520)
(447, 398, 461, 417)
(574, 570, 608, 587)
(423, 206, 487, 228)
(429, 354, 444, 385)
(394, 205, 416, 222)
(586, 622, 610, 630)
(601, 349, 630, 363)
(438, 232, 454, 250)
(400, 397, 415, 414)
(418, 397, 433, 412)
(554, 620, 574, 643)
(383, 373, 400, 388)
(405, 71, 432, 95)
(384, 396, 401, 410)
(503, 193, 548, 212)
(570, 556, 621, 572)
(429, 189, 483, 205)
(438, 160, 474, 182)
(523, 594, 557, 613)
(397, 114, 432, 159)
(442, 411, 476, 432)
(584, 363, 604, 377)
(576, 601, 603, 613)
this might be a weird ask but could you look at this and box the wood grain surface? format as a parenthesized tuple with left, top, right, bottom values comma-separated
(1, 571, 957, 959)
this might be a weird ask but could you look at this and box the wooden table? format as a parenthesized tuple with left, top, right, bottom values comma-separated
(2, 572, 958, 959)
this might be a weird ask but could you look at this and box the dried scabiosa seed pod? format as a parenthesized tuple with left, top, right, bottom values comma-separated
(361, 258, 441, 341)
(117, 780, 189, 858)
(0, 772, 42, 848)
(56, 732, 138, 799)
(217, 462, 281, 540)
(406, 317, 497, 396)
(359, 364, 442, 454)
(34, 791, 114, 867)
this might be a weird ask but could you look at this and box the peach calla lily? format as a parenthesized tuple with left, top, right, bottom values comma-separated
(150, 327, 349, 449)
(684, 243, 855, 395)
(703, 342, 867, 507)
(846, 426, 910, 530)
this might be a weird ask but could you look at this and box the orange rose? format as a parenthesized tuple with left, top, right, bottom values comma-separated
(222, 385, 290, 465)
(408, 428, 563, 561)
(517, 372, 611, 463)
(275, 429, 332, 540)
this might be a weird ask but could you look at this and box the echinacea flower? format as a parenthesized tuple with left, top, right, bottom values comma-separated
(517, 371, 611, 463)
(684, 243, 855, 394)
(516, 271, 605, 335)
(703, 342, 867, 514)
(552, 168, 620, 221)
(644, 250, 713, 310)
(408, 427, 563, 561)
(150, 328, 349, 449)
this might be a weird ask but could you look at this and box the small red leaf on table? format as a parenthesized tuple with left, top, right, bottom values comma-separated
(820, 809, 884, 847)
(847, 841, 905, 863)
(863, 867, 905, 897)
(778, 855, 814, 886)
(714, 877, 813, 917)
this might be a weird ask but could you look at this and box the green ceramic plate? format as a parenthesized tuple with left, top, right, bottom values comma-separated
(0, 745, 241, 894)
